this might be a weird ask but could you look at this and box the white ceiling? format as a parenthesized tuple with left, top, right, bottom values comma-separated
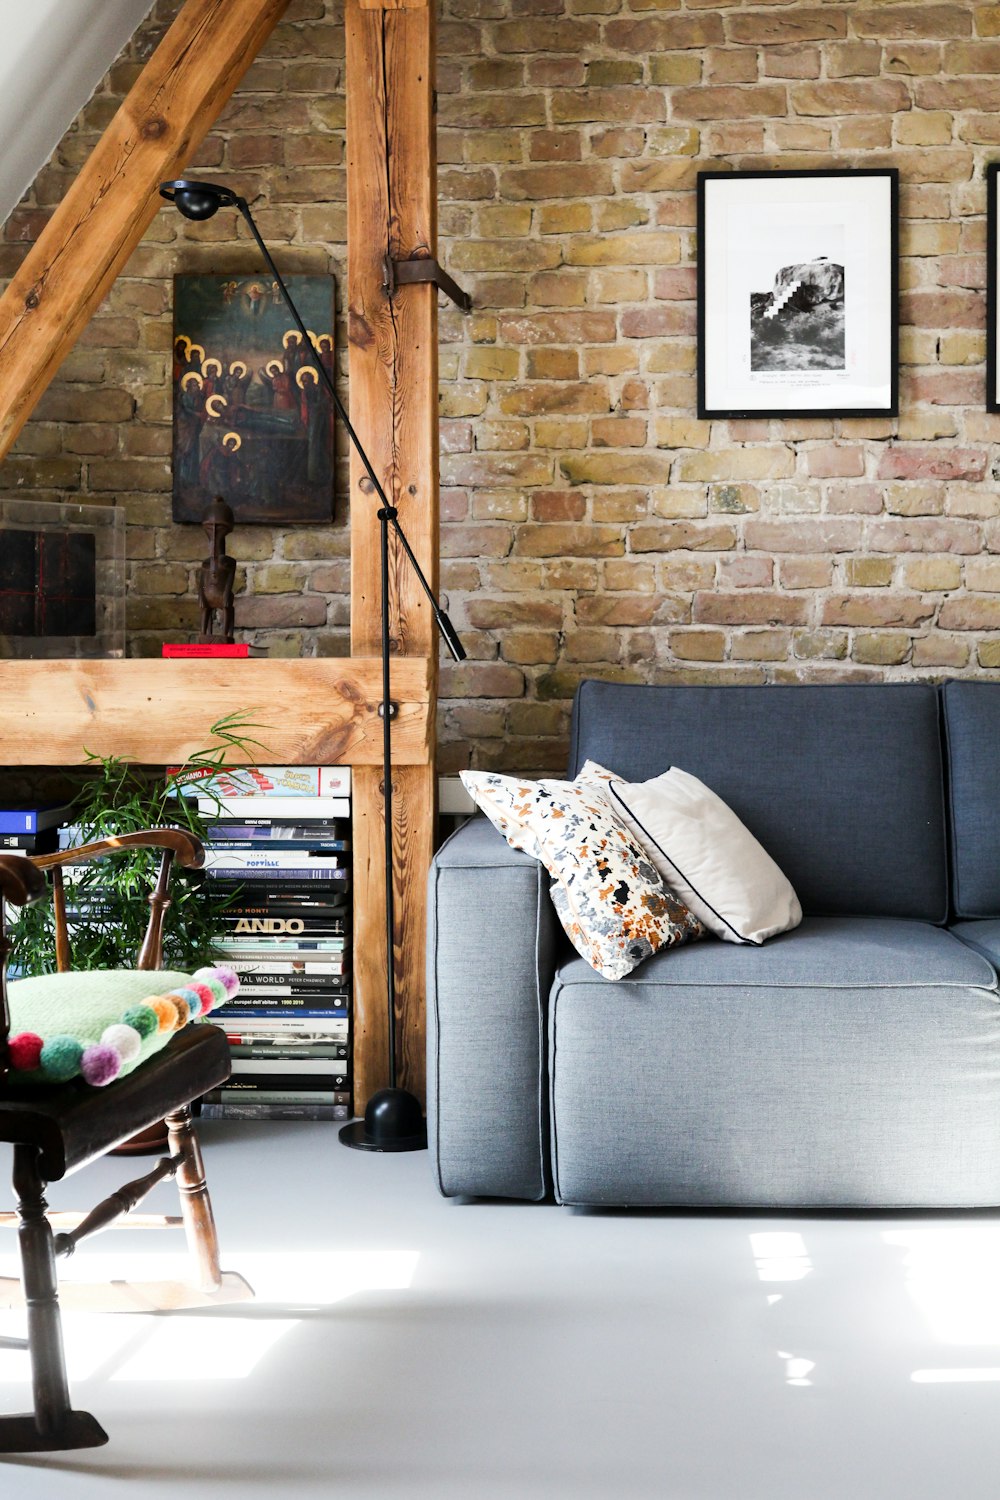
(0, 0, 154, 228)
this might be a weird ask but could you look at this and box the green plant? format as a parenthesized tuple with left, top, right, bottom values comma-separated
(8, 712, 269, 977)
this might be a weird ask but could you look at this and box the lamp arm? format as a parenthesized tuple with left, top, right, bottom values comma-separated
(233, 197, 465, 664)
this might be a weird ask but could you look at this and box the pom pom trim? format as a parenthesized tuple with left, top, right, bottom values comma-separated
(7, 964, 239, 1088)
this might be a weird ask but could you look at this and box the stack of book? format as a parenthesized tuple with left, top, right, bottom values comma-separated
(170, 766, 353, 1123)
(0, 804, 70, 855)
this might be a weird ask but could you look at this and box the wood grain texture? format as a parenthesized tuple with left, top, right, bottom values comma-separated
(347, 0, 438, 1107)
(0, 0, 291, 463)
(0, 659, 431, 766)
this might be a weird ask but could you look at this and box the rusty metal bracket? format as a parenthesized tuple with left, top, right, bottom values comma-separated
(383, 254, 472, 314)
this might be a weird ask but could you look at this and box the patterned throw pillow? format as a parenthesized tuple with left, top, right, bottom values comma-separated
(4, 964, 239, 1087)
(460, 769, 702, 981)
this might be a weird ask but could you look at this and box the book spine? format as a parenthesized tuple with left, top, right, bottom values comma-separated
(216, 939, 347, 952)
(222, 1073, 350, 1091)
(0, 831, 58, 851)
(207, 866, 350, 881)
(172, 766, 351, 797)
(203, 852, 348, 868)
(227, 1044, 350, 1061)
(229, 966, 350, 978)
(207, 837, 350, 852)
(222, 918, 348, 938)
(230, 974, 348, 989)
(200, 1102, 349, 1121)
(196, 796, 351, 819)
(223, 1008, 352, 1020)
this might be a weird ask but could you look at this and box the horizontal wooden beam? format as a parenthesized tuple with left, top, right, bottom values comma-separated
(0, 659, 431, 767)
(0, 0, 291, 463)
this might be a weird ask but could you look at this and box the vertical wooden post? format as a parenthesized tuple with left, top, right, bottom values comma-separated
(347, 0, 438, 1108)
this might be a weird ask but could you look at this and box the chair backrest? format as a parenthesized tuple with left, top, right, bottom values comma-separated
(568, 681, 949, 922)
(0, 828, 204, 1085)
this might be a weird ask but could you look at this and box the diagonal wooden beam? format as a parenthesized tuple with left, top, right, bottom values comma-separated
(0, 0, 291, 465)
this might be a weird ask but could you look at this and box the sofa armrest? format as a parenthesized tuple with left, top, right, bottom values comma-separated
(427, 816, 561, 1200)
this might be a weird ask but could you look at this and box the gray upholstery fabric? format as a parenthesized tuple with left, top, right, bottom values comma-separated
(549, 918, 1000, 1208)
(949, 920, 1000, 971)
(557, 916, 995, 992)
(427, 817, 562, 1200)
(942, 682, 1000, 918)
(568, 682, 948, 922)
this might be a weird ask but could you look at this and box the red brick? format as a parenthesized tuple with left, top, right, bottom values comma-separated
(876, 448, 988, 481)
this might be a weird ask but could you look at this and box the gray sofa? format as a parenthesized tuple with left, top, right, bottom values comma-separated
(428, 680, 1000, 1209)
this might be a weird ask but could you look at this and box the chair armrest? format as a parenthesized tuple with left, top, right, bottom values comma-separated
(0, 855, 48, 908)
(30, 828, 205, 873)
(427, 816, 562, 1201)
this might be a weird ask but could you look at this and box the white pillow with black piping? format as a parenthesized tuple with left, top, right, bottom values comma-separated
(579, 760, 802, 946)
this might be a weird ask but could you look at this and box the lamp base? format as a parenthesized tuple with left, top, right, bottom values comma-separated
(339, 1087, 427, 1153)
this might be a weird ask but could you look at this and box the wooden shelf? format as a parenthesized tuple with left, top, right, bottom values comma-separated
(0, 658, 432, 767)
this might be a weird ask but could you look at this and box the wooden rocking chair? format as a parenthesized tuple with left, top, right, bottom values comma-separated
(0, 829, 238, 1453)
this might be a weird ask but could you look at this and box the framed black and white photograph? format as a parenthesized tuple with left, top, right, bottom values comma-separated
(987, 163, 1000, 413)
(697, 169, 898, 420)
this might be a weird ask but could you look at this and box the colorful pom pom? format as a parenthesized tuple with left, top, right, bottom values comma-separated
(148, 996, 179, 1033)
(100, 1023, 142, 1064)
(202, 978, 228, 1010)
(163, 993, 191, 1028)
(8, 1032, 43, 1071)
(40, 1036, 84, 1082)
(80, 1044, 121, 1087)
(122, 1004, 159, 1039)
(173, 985, 206, 1018)
(195, 964, 240, 999)
(187, 982, 216, 1016)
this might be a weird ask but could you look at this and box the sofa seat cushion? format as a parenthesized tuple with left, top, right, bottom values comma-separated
(948, 921, 1000, 973)
(548, 917, 1000, 1209)
(554, 916, 996, 993)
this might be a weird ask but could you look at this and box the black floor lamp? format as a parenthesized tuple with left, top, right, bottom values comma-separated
(160, 179, 466, 1153)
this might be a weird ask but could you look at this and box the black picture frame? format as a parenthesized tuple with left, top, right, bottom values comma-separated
(697, 168, 899, 420)
(987, 163, 1000, 413)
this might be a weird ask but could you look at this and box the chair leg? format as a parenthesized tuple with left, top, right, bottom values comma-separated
(0, 1144, 107, 1453)
(165, 1105, 222, 1294)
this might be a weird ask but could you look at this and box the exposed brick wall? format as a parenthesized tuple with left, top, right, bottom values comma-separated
(3, 0, 1000, 774)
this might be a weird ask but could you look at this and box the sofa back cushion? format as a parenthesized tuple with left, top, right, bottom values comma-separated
(568, 682, 948, 921)
(943, 681, 1000, 918)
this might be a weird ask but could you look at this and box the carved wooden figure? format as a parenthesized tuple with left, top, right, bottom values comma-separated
(197, 496, 237, 642)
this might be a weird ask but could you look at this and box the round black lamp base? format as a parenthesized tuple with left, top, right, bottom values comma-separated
(339, 1087, 428, 1153)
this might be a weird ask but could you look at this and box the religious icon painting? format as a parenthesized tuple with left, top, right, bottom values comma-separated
(171, 274, 336, 524)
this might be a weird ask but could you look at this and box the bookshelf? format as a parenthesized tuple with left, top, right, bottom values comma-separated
(0, 657, 435, 1110)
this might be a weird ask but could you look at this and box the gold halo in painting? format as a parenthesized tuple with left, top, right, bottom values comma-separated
(174, 335, 191, 356)
(222, 432, 242, 452)
(265, 358, 284, 377)
(187, 342, 205, 365)
(228, 360, 247, 377)
(283, 329, 303, 348)
(180, 371, 203, 390)
(203, 357, 223, 378)
(316, 334, 333, 352)
(205, 394, 228, 418)
(296, 366, 318, 389)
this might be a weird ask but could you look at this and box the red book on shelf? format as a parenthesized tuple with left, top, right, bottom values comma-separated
(162, 644, 250, 658)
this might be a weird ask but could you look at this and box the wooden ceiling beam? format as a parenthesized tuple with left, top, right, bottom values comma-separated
(0, 0, 291, 465)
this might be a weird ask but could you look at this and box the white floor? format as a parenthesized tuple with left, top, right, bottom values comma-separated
(3, 1123, 1000, 1498)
